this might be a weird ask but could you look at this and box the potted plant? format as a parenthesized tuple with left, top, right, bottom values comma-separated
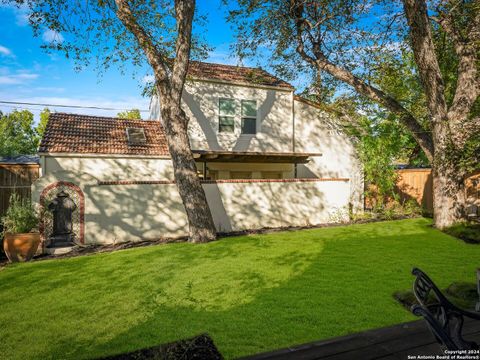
(1, 193, 40, 262)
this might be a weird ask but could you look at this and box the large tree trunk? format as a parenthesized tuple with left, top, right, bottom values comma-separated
(432, 163, 466, 229)
(403, 0, 472, 229)
(431, 121, 466, 229)
(159, 92, 217, 243)
(115, 0, 217, 243)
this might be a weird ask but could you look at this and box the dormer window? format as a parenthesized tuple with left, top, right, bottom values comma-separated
(218, 99, 235, 133)
(126, 127, 146, 145)
(241, 100, 257, 134)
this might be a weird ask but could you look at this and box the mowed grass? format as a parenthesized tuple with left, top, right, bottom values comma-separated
(1, 218, 479, 359)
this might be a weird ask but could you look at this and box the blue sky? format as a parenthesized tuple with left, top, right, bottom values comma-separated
(0, 1, 254, 121)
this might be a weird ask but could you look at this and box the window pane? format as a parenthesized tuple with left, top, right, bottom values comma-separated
(219, 99, 235, 115)
(241, 100, 257, 117)
(219, 116, 234, 133)
(241, 118, 256, 134)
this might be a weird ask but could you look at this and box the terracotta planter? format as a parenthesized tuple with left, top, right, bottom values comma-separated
(3, 232, 40, 263)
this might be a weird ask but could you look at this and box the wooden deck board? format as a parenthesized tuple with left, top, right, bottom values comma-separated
(240, 319, 480, 360)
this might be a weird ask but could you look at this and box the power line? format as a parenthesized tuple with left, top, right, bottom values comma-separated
(0, 100, 149, 112)
(0, 100, 438, 135)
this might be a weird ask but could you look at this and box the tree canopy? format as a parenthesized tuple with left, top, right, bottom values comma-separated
(117, 109, 141, 119)
(0, 109, 50, 157)
(227, 0, 479, 227)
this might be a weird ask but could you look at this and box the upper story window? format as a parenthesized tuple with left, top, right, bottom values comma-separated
(218, 99, 235, 133)
(241, 100, 257, 134)
(218, 98, 258, 134)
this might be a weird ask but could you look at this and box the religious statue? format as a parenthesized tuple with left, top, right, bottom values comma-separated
(47, 190, 77, 247)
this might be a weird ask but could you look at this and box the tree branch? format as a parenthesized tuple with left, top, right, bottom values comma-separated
(402, 0, 448, 127)
(290, 0, 434, 161)
(289, 0, 317, 67)
(114, 0, 169, 87)
(171, 0, 195, 101)
(314, 56, 434, 161)
(444, 6, 480, 126)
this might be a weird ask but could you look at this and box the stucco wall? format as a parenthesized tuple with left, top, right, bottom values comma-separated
(32, 171, 188, 244)
(151, 80, 294, 152)
(293, 100, 363, 210)
(42, 155, 174, 181)
(32, 172, 350, 244)
(150, 81, 363, 208)
(203, 179, 350, 233)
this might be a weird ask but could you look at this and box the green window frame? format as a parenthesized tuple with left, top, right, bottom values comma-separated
(241, 100, 257, 134)
(218, 99, 235, 133)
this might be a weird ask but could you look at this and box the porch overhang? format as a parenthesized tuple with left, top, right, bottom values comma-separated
(192, 150, 322, 164)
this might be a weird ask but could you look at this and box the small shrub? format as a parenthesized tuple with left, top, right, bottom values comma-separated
(350, 211, 374, 223)
(366, 198, 423, 221)
(402, 199, 423, 217)
(1, 193, 38, 234)
(443, 222, 480, 244)
(328, 207, 350, 224)
(382, 206, 397, 220)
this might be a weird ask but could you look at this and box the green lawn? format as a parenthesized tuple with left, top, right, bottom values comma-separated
(1, 218, 479, 359)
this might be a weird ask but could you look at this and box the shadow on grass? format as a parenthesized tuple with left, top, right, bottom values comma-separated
(1, 218, 479, 360)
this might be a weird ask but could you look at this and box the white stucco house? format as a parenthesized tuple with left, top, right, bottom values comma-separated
(33, 60, 363, 249)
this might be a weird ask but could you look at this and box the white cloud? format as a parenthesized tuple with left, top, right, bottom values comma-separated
(42, 29, 64, 44)
(0, 71, 39, 85)
(0, 45, 13, 57)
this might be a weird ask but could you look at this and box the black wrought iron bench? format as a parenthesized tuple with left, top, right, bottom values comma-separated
(411, 267, 480, 350)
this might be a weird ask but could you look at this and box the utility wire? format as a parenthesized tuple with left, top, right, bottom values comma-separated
(0, 100, 435, 134)
(0, 100, 149, 112)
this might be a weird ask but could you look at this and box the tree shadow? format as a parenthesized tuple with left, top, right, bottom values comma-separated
(6, 218, 474, 360)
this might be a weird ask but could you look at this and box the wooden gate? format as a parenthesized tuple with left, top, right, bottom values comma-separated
(0, 162, 40, 219)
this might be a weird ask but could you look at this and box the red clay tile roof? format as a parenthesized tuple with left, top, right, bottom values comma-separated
(39, 113, 170, 156)
(186, 60, 293, 89)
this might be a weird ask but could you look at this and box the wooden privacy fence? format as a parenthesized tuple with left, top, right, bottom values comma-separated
(395, 169, 433, 212)
(0, 163, 40, 219)
(366, 168, 480, 213)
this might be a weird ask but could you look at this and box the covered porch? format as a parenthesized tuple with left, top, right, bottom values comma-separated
(192, 150, 322, 180)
